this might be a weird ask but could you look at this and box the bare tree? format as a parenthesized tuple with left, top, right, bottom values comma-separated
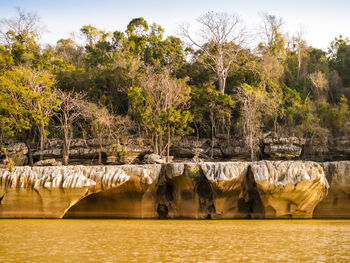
(258, 13, 286, 60)
(180, 11, 247, 94)
(83, 103, 130, 165)
(0, 7, 42, 48)
(258, 52, 284, 90)
(236, 84, 267, 161)
(309, 71, 329, 103)
(54, 90, 87, 165)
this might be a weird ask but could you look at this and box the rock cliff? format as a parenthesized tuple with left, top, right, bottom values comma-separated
(2, 160, 346, 219)
(0, 165, 159, 218)
(250, 161, 328, 218)
(313, 161, 350, 218)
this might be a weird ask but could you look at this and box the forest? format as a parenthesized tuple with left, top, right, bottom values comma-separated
(0, 9, 350, 166)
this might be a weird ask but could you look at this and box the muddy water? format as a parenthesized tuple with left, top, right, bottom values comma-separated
(0, 220, 349, 262)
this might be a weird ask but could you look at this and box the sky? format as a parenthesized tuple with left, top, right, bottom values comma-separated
(0, 0, 349, 51)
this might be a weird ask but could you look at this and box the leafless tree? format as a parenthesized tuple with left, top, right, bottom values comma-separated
(258, 52, 284, 90)
(236, 85, 267, 161)
(309, 71, 329, 103)
(258, 13, 286, 59)
(180, 11, 247, 94)
(54, 90, 87, 165)
(83, 103, 131, 164)
(0, 7, 42, 48)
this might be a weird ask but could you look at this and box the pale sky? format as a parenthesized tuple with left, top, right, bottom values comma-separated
(0, 0, 349, 51)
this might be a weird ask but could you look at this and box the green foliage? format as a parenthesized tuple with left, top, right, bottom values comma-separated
(188, 166, 202, 183)
(191, 82, 235, 137)
(317, 95, 350, 135)
(0, 66, 58, 139)
(329, 36, 350, 87)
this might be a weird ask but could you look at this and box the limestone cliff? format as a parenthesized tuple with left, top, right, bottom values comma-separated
(313, 161, 350, 218)
(0, 165, 160, 218)
(250, 161, 328, 218)
(0, 161, 347, 219)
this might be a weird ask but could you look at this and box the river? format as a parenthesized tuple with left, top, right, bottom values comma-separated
(0, 220, 349, 262)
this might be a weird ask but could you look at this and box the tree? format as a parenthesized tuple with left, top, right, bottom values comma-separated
(292, 29, 308, 81)
(236, 84, 267, 161)
(84, 103, 130, 164)
(328, 35, 350, 87)
(0, 66, 57, 166)
(0, 8, 42, 66)
(258, 13, 286, 60)
(191, 82, 234, 157)
(128, 66, 192, 161)
(308, 71, 329, 103)
(181, 11, 247, 94)
(54, 90, 87, 165)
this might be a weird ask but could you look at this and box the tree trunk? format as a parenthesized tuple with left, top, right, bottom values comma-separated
(274, 115, 278, 135)
(63, 144, 69, 165)
(250, 139, 254, 162)
(210, 109, 215, 159)
(167, 124, 170, 162)
(194, 122, 199, 142)
(218, 75, 226, 94)
(154, 133, 158, 155)
(24, 136, 33, 167)
(98, 136, 102, 165)
(39, 124, 45, 160)
(63, 131, 70, 166)
(297, 49, 301, 80)
(159, 131, 163, 157)
(248, 118, 254, 162)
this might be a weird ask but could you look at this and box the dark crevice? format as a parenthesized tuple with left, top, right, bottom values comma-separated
(240, 165, 265, 219)
(157, 204, 168, 219)
(0, 193, 4, 205)
(195, 171, 216, 217)
(156, 181, 174, 219)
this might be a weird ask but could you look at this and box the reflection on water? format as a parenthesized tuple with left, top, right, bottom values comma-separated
(0, 220, 349, 262)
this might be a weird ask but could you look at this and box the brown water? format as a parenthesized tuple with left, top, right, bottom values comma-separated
(0, 220, 349, 262)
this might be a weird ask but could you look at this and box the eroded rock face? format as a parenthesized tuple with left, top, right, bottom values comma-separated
(199, 162, 250, 218)
(156, 162, 253, 219)
(0, 165, 160, 218)
(0, 166, 95, 218)
(157, 163, 207, 219)
(250, 161, 329, 218)
(0, 161, 341, 219)
(64, 165, 161, 218)
(313, 161, 350, 218)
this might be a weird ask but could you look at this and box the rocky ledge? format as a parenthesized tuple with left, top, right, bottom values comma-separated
(1, 160, 348, 219)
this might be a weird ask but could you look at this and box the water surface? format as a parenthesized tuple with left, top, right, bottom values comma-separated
(0, 220, 349, 262)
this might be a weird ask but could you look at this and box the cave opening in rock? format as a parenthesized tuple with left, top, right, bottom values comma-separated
(156, 182, 174, 218)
